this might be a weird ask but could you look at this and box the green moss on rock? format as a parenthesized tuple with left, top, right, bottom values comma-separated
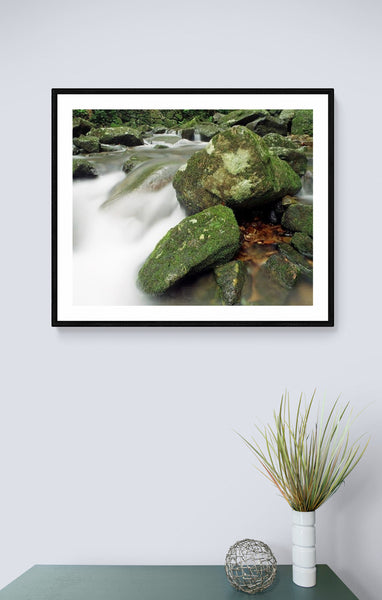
(218, 109, 269, 127)
(264, 253, 301, 289)
(73, 117, 93, 137)
(281, 203, 313, 236)
(268, 146, 307, 175)
(173, 126, 301, 214)
(73, 135, 100, 154)
(291, 110, 313, 136)
(90, 126, 143, 146)
(291, 232, 313, 258)
(278, 242, 313, 280)
(137, 205, 241, 295)
(263, 133, 297, 149)
(246, 116, 288, 136)
(73, 159, 98, 179)
(214, 260, 247, 305)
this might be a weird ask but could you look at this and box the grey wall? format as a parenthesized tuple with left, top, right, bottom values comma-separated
(1, 1, 381, 598)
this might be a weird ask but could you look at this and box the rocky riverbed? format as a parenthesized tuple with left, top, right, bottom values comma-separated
(72, 108, 313, 306)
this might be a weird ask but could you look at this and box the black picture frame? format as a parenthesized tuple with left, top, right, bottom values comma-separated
(52, 88, 334, 327)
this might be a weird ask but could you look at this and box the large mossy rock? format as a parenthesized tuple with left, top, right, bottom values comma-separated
(137, 205, 241, 295)
(281, 203, 313, 236)
(73, 159, 98, 179)
(173, 126, 302, 214)
(73, 135, 100, 154)
(90, 126, 143, 146)
(291, 110, 313, 136)
(214, 260, 247, 305)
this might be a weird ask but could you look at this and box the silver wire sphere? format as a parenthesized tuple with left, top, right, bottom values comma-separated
(225, 539, 277, 594)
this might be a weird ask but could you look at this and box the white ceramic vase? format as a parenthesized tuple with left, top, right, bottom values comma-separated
(292, 510, 316, 587)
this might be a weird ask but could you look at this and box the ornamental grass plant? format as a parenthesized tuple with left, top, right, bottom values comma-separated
(240, 392, 369, 512)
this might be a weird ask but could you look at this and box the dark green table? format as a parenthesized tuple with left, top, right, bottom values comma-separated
(0, 565, 358, 599)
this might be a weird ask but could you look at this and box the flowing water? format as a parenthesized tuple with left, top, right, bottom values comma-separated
(73, 134, 313, 306)
(73, 135, 203, 305)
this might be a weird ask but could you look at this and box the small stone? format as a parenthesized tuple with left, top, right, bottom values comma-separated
(291, 232, 313, 258)
(214, 260, 247, 305)
(264, 253, 301, 289)
(278, 242, 312, 280)
(281, 203, 313, 236)
(73, 135, 100, 154)
(73, 159, 98, 179)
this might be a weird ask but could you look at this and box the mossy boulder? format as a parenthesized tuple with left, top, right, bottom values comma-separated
(282, 203, 313, 236)
(291, 232, 313, 258)
(214, 260, 247, 305)
(137, 205, 241, 295)
(264, 253, 301, 289)
(291, 110, 313, 136)
(263, 133, 297, 149)
(268, 147, 307, 175)
(173, 126, 301, 215)
(90, 126, 143, 146)
(73, 135, 100, 154)
(246, 116, 288, 137)
(278, 242, 313, 280)
(196, 122, 221, 141)
(180, 127, 195, 140)
(263, 133, 307, 174)
(73, 117, 93, 137)
(72, 159, 98, 179)
(218, 109, 268, 127)
(279, 109, 295, 130)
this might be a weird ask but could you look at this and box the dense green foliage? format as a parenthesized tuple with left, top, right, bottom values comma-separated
(72, 109, 223, 128)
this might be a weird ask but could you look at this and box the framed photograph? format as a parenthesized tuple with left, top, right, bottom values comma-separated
(52, 88, 334, 327)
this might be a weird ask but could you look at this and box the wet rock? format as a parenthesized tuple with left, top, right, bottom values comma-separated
(279, 109, 295, 128)
(246, 116, 288, 137)
(137, 205, 241, 295)
(281, 203, 313, 236)
(264, 253, 301, 289)
(291, 232, 313, 258)
(263, 133, 297, 149)
(218, 109, 269, 127)
(73, 117, 93, 137)
(90, 126, 143, 146)
(100, 143, 124, 152)
(278, 242, 313, 279)
(73, 135, 100, 154)
(263, 133, 307, 174)
(181, 127, 195, 140)
(252, 267, 290, 305)
(173, 126, 302, 215)
(213, 112, 225, 123)
(291, 110, 313, 136)
(214, 260, 247, 305)
(268, 147, 307, 175)
(196, 122, 220, 141)
(73, 159, 98, 179)
(122, 156, 142, 173)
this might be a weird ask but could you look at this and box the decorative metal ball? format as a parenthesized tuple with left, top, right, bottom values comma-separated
(225, 539, 277, 594)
